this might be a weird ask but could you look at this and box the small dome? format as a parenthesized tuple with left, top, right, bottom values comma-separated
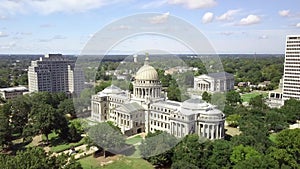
(101, 85, 123, 94)
(203, 108, 224, 116)
(135, 65, 158, 81)
(182, 98, 209, 110)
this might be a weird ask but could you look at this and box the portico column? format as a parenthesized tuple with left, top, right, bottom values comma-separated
(212, 125, 215, 139)
(216, 124, 219, 139)
(204, 124, 206, 138)
(207, 124, 210, 139)
(219, 124, 223, 138)
(204, 124, 207, 138)
(151, 88, 154, 97)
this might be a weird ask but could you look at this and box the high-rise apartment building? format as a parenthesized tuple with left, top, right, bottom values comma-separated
(282, 35, 300, 100)
(28, 54, 84, 95)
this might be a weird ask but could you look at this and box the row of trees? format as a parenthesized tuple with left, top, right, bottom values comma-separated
(0, 92, 81, 151)
(139, 128, 299, 169)
(184, 56, 284, 89)
(133, 90, 300, 168)
(0, 147, 82, 169)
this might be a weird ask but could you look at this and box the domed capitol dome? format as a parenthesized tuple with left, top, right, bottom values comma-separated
(135, 54, 158, 81)
(133, 53, 162, 99)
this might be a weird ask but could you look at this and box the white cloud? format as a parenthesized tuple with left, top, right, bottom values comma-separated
(0, 1, 25, 15)
(259, 35, 268, 39)
(217, 9, 240, 21)
(0, 31, 8, 37)
(20, 32, 32, 35)
(168, 0, 217, 9)
(40, 24, 54, 28)
(202, 12, 214, 24)
(0, 0, 125, 15)
(110, 25, 131, 30)
(238, 15, 261, 25)
(149, 12, 170, 24)
(0, 15, 6, 19)
(0, 42, 16, 49)
(296, 23, 300, 28)
(219, 32, 234, 36)
(279, 10, 290, 17)
(141, 0, 168, 9)
(53, 35, 67, 39)
(39, 35, 67, 42)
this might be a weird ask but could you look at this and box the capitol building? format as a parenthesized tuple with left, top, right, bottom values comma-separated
(91, 55, 225, 140)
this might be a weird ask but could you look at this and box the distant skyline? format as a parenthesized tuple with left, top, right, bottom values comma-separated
(0, 0, 300, 54)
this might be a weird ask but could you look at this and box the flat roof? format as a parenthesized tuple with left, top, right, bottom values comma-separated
(0, 86, 28, 92)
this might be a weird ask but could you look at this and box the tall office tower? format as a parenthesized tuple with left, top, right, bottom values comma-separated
(282, 35, 300, 101)
(28, 54, 84, 95)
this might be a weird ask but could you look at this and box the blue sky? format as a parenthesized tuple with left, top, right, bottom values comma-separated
(0, 0, 300, 54)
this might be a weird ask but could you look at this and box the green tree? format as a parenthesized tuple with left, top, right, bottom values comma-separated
(233, 155, 279, 169)
(211, 92, 226, 110)
(171, 160, 199, 169)
(68, 123, 82, 142)
(9, 95, 31, 136)
(58, 99, 76, 118)
(237, 111, 271, 152)
(266, 110, 288, 132)
(88, 122, 126, 157)
(226, 114, 241, 127)
(230, 144, 261, 164)
(51, 92, 68, 108)
(0, 147, 82, 169)
(95, 81, 112, 93)
(279, 99, 300, 123)
(139, 131, 178, 166)
(226, 90, 242, 106)
(0, 104, 12, 150)
(202, 91, 211, 102)
(172, 134, 207, 168)
(268, 128, 300, 168)
(249, 95, 267, 110)
(30, 104, 68, 144)
(208, 139, 233, 168)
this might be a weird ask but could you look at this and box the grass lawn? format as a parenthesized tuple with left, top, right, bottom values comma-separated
(126, 135, 142, 145)
(79, 156, 153, 169)
(129, 145, 141, 158)
(50, 138, 85, 153)
(41, 132, 85, 153)
(241, 91, 268, 102)
(79, 155, 101, 169)
(125, 135, 143, 158)
(102, 157, 153, 169)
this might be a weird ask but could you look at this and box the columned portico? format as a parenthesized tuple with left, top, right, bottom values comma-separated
(197, 120, 225, 140)
(133, 54, 162, 100)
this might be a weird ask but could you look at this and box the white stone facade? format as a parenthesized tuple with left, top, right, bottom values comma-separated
(194, 72, 234, 92)
(91, 55, 225, 139)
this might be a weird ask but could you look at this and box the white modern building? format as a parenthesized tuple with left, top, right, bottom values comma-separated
(267, 78, 284, 108)
(0, 86, 28, 100)
(91, 55, 225, 139)
(194, 72, 234, 92)
(28, 54, 84, 95)
(283, 35, 300, 101)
